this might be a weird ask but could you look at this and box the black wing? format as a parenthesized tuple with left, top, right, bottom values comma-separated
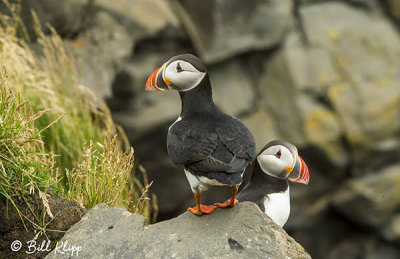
(237, 182, 266, 211)
(167, 116, 256, 174)
(167, 121, 218, 166)
(216, 117, 256, 161)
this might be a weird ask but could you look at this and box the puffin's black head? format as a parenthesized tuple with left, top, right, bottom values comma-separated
(145, 54, 207, 92)
(257, 140, 309, 185)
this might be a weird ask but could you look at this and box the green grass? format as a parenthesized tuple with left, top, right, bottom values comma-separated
(0, 75, 59, 220)
(65, 135, 134, 209)
(0, 2, 152, 223)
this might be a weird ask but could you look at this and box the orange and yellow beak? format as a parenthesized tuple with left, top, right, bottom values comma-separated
(145, 63, 171, 91)
(288, 155, 309, 185)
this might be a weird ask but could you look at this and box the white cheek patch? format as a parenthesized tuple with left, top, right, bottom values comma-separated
(258, 155, 286, 177)
(173, 71, 206, 92)
(258, 145, 294, 177)
(165, 61, 206, 91)
(280, 147, 295, 169)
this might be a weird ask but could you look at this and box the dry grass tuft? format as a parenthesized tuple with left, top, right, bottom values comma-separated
(0, 1, 153, 223)
(65, 133, 135, 209)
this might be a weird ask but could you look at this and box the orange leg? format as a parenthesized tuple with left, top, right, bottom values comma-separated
(215, 186, 239, 208)
(187, 192, 217, 215)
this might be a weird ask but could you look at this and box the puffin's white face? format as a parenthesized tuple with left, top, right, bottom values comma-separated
(257, 145, 296, 179)
(145, 54, 207, 92)
(163, 60, 206, 91)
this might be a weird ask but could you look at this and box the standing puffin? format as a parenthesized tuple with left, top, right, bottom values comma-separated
(145, 54, 256, 215)
(236, 140, 309, 227)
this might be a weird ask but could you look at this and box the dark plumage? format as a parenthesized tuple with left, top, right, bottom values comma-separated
(167, 75, 255, 186)
(236, 140, 309, 226)
(146, 54, 256, 215)
(167, 70, 256, 186)
(237, 162, 288, 212)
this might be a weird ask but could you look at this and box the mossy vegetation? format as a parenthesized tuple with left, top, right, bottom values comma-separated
(0, 2, 153, 226)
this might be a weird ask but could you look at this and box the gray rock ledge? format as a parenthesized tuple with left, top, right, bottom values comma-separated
(45, 202, 310, 259)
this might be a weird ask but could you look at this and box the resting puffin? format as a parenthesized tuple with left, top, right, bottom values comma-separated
(236, 140, 309, 227)
(145, 54, 256, 215)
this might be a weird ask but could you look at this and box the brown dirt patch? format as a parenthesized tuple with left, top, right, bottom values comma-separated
(0, 191, 87, 258)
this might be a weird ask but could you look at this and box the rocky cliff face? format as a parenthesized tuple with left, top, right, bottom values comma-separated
(8, 0, 400, 258)
(45, 202, 310, 259)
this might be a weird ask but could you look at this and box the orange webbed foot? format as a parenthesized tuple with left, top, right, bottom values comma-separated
(215, 198, 239, 208)
(187, 204, 217, 215)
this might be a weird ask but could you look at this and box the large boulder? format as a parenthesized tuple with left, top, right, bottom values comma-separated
(0, 0, 95, 39)
(258, 37, 347, 175)
(172, 0, 293, 63)
(241, 107, 281, 151)
(300, 3, 400, 175)
(210, 59, 255, 116)
(382, 213, 400, 243)
(95, 0, 180, 40)
(257, 2, 400, 175)
(333, 163, 400, 229)
(66, 0, 181, 99)
(386, 0, 400, 21)
(45, 202, 310, 259)
(66, 10, 132, 99)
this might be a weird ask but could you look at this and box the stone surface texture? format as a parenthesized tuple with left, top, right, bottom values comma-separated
(46, 202, 310, 259)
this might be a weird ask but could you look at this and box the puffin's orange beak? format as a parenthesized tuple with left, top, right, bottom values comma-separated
(288, 155, 309, 185)
(145, 64, 170, 91)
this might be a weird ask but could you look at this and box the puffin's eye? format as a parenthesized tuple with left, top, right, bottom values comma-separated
(176, 62, 184, 72)
(274, 150, 281, 158)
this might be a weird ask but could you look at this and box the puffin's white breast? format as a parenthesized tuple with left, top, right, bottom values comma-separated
(263, 186, 290, 227)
